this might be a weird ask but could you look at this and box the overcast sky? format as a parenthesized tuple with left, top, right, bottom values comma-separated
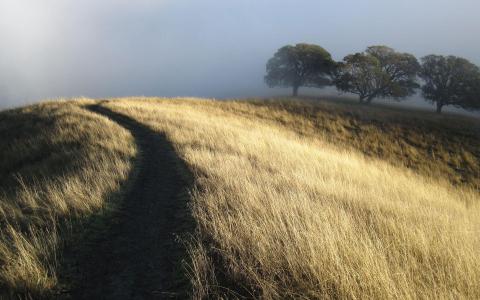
(1, 0, 479, 109)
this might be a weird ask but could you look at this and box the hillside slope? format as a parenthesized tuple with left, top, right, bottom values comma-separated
(0, 100, 136, 297)
(102, 98, 480, 299)
(230, 98, 480, 189)
(1, 97, 479, 298)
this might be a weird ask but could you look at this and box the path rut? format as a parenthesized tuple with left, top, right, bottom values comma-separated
(68, 104, 193, 299)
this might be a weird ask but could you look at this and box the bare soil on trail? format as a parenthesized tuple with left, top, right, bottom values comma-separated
(63, 105, 193, 299)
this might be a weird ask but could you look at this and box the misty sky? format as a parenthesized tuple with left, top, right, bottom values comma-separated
(1, 0, 480, 109)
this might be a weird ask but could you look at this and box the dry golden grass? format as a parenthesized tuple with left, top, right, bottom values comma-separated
(2, 96, 479, 298)
(218, 98, 480, 190)
(0, 99, 136, 297)
(102, 97, 480, 299)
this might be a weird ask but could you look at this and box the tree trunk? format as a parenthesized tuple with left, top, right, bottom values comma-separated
(359, 95, 374, 104)
(436, 102, 443, 114)
(292, 85, 299, 97)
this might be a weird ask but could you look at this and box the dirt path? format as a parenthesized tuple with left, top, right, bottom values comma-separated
(67, 105, 193, 299)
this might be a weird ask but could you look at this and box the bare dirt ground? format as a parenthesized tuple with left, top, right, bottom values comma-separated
(63, 104, 193, 299)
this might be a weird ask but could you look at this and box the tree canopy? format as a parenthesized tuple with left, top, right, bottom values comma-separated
(265, 44, 336, 96)
(420, 55, 480, 113)
(335, 46, 420, 103)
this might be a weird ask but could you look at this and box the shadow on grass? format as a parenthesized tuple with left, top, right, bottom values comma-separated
(58, 103, 195, 299)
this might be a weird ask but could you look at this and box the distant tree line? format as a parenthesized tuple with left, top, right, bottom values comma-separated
(265, 44, 480, 113)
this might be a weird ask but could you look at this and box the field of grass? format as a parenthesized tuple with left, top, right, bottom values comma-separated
(1, 96, 479, 298)
(102, 98, 480, 299)
(0, 100, 136, 297)
(228, 98, 480, 189)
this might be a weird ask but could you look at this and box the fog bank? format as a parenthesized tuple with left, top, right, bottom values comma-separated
(1, 0, 479, 113)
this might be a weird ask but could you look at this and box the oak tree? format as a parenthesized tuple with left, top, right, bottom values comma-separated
(420, 55, 480, 113)
(265, 43, 336, 96)
(335, 46, 420, 104)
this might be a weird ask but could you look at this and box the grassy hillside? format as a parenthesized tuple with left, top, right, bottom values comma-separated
(102, 98, 480, 299)
(229, 98, 480, 189)
(0, 100, 136, 297)
(1, 97, 479, 298)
